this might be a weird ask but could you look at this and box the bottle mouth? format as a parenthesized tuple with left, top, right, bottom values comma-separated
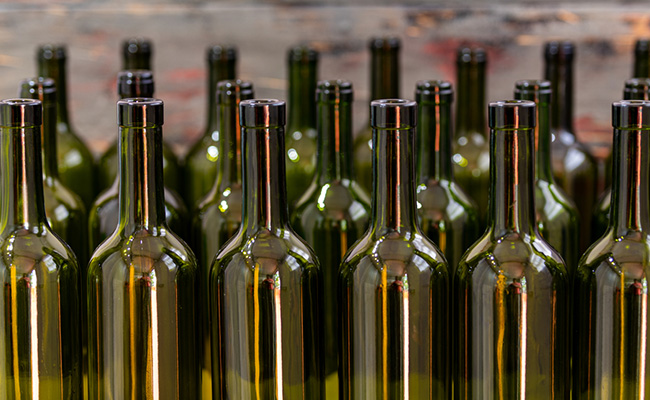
(371, 98, 417, 129)
(544, 40, 574, 61)
(20, 77, 57, 99)
(118, 98, 164, 127)
(415, 80, 453, 103)
(457, 46, 486, 64)
(217, 80, 254, 104)
(117, 70, 155, 98)
(239, 99, 286, 128)
(369, 36, 401, 51)
(316, 80, 353, 102)
(123, 38, 152, 56)
(489, 100, 536, 129)
(514, 80, 552, 102)
(37, 44, 66, 61)
(624, 78, 650, 100)
(288, 45, 319, 63)
(207, 44, 237, 62)
(612, 100, 650, 129)
(0, 98, 42, 127)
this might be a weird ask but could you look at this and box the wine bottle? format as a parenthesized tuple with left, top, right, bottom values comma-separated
(455, 100, 569, 397)
(452, 46, 491, 223)
(184, 45, 238, 209)
(544, 41, 598, 253)
(285, 45, 319, 208)
(339, 99, 449, 398)
(192, 79, 253, 398)
(415, 80, 479, 273)
(88, 70, 189, 254)
(514, 79, 580, 271)
(87, 98, 198, 398)
(36, 44, 96, 208)
(634, 38, 650, 78)
(211, 99, 323, 399)
(574, 100, 650, 397)
(97, 38, 181, 193)
(292, 80, 371, 395)
(0, 98, 82, 398)
(352, 37, 400, 193)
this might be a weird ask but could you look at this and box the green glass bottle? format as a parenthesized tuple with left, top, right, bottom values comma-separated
(514, 80, 580, 271)
(452, 46, 491, 223)
(0, 98, 82, 398)
(211, 99, 323, 399)
(88, 70, 189, 254)
(192, 79, 253, 399)
(634, 39, 650, 78)
(574, 100, 650, 398)
(36, 44, 96, 208)
(184, 45, 238, 209)
(292, 80, 371, 395)
(97, 38, 181, 193)
(455, 100, 569, 398)
(415, 80, 479, 273)
(285, 45, 319, 208)
(339, 99, 449, 399)
(352, 37, 400, 193)
(87, 98, 198, 399)
(544, 41, 598, 254)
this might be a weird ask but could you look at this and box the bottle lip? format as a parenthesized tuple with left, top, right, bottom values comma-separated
(239, 99, 286, 128)
(371, 98, 417, 129)
(122, 37, 153, 57)
(489, 99, 536, 129)
(217, 79, 254, 103)
(415, 80, 453, 103)
(624, 78, 650, 100)
(37, 43, 66, 61)
(117, 98, 163, 127)
(117, 70, 155, 98)
(368, 36, 401, 52)
(316, 79, 353, 102)
(544, 40, 574, 61)
(612, 100, 650, 128)
(287, 45, 319, 63)
(0, 98, 42, 127)
(514, 79, 552, 102)
(20, 77, 57, 99)
(457, 46, 486, 64)
(207, 44, 238, 62)
(635, 38, 650, 54)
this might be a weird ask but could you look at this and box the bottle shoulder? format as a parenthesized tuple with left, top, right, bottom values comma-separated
(44, 179, 86, 215)
(0, 226, 78, 274)
(57, 123, 92, 157)
(184, 128, 219, 165)
(417, 179, 478, 217)
(292, 180, 371, 225)
(579, 231, 650, 274)
(196, 184, 243, 225)
(535, 179, 579, 219)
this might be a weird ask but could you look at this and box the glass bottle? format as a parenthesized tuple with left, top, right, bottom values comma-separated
(88, 70, 188, 254)
(97, 38, 181, 193)
(211, 99, 323, 399)
(339, 99, 449, 399)
(192, 79, 253, 398)
(415, 80, 479, 273)
(574, 100, 650, 398)
(36, 44, 96, 208)
(292, 80, 371, 394)
(634, 38, 650, 78)
(87, 98, 198, 398)
(0, 98, 82, 398)
(544, 41, 598, 253)
(514, 80, 580, 271)
(184, 45, 238, 209)
(285, 45, 319, 208)
(455, 100, 569, 398)
(352, 37, 400, 193)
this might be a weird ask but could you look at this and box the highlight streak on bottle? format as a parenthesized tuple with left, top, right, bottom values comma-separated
(151, 272, 160, 399)
(274, 273, 283, 400)
(381, 267, 388, 399)
(438, 231, 447, 255)
(402, 279, 409, 399)
(495, 273, 506, 400)
(30, 271, 39, 399)
(620, 271, 625, 400)
(639, 284, 647, 398)
(253, 265, 260, 400)
(129, 264, 136, 400)
(519, 286, 527, 399)
(11, 265, 21, 400)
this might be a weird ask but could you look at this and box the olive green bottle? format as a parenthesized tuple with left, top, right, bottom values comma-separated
(192, 79, 253, 399)
(0, 98, 82, 399)
(87, 98, 198, 399)
(292, 80, 371, 395)
(184, 45, 237, 209)
(452, 46, 491, 223)
(574, 100, 650, 398)
(285, 45, 319, 208)
(88, 70, 188, 255)
(353, 37, 400, 193)
(415, 80, 479, 273)
(97, 38, 181, 193)
(455, 100, 569, 398)
(339, 99, 449, 399)
(211, 99, 323, 399)
(514, 80, 580, 271)
(634, 39, 650, 78)
(544, 41, 598, 253)
(36, 44, 96, 208)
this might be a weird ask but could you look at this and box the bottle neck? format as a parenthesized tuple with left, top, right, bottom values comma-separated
(288, 62, 317, 130)
(315, 98, 353, 184)
(545, 60, 574, 133)
(118, 125, 167, 231)
(455, 63, 486, 136)
(417, 99, 453, 182)
(370, 127, 418, 234)
(41, 95, 58, 180)
(488, 127, 536, 236)
(634, 50, 650, 78)
(242, 127, 289, 233)
(218, 100, 242, 187)
(534, 97, 554, 182)
(610, 128, 650, 234)
(38, 58, 70, 125)
(370, 51, 399, 100)
(0, 126, 48, 232)
(206, 61, 237, 132)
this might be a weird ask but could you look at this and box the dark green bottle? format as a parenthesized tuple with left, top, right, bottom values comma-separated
(353, 37, 400, 193)
(292, 80, 371, 395)
(285, 45, 319, 208)
(452, 46, 491, 223)
(88, 70, 188, 255)
(634, 39, 650, 78)
(455, 100, 569, 398)
(339, 99, 449, 399)
(544, 41, 598, 254)
(87, 98, 198, 399)
(36, 44, 96, 208)
(574, 100, 650, 398)
(415, 80, 479, 273)
(184, 45, 238, 209)
(211, 99, 323, 399)
(192, 79, 253, 399)
(0, 98, 82, 398)
(514, 80, 580, 271)
(97, 38, 181, 193)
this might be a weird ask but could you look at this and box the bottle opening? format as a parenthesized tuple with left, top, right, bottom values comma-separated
(240, 99, 286, 128)
(0, 98, 42, 127)
(489, 100, 536, 129)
